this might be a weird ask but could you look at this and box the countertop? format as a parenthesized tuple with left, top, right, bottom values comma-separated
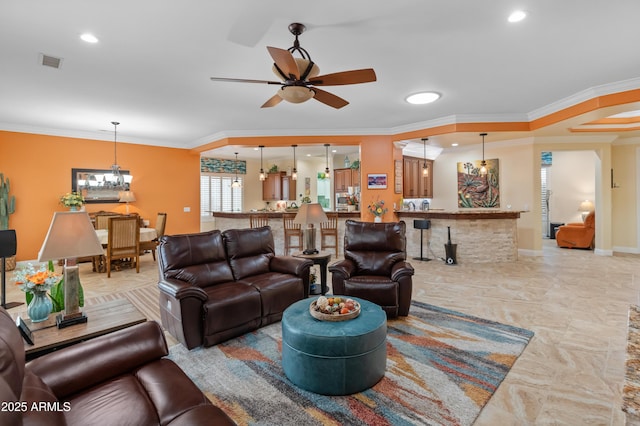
(211, 211, 361, 218)
(395, 210, 522, 219)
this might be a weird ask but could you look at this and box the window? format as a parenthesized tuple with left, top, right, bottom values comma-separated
(201, 174, 243, 215)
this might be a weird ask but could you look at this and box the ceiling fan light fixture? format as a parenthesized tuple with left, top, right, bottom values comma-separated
(406, 92, 441, 105)
(278, 86, 315, 103)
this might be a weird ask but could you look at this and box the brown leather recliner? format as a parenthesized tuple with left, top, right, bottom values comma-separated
(158, 226, 313, 349)
(329, 220, 415, 317)
(0, 307, 235, 426)
(556, 211, 595, 249)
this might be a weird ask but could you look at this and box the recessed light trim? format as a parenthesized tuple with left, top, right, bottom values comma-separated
(80, 33, 99, 43)
(508, 10, 527, 23)
(406, 92, 441, 105)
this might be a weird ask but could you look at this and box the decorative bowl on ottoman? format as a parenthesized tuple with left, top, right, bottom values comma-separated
(309, 296, 360, 321)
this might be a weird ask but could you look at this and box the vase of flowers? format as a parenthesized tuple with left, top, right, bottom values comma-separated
(14, 263, 60, 322)
(368, 199, 388, 222)
(60, 191, 84, 210)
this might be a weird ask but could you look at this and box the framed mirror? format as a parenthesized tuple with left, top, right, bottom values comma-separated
(71, 168, 131, 204)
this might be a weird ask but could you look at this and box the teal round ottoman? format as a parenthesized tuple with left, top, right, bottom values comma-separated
(281, 296, 387, 395)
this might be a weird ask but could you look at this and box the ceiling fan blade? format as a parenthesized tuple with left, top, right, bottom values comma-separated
(210, 77, 282, 85)
(266, 47, 299, 80)
(308, 69, 377, 86)
(261, 94, 283, 108)
(312, 87, 349, 109)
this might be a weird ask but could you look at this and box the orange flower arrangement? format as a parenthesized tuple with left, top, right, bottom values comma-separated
(14, 263, 61, 294)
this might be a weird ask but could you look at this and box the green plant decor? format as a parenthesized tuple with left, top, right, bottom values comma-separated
(269, 164, 279, 173)
(350, 160, 360, 170)
(28, 260, 85, 311)
(0, 173, 16, 230)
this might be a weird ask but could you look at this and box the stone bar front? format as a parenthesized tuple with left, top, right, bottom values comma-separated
(395, 210, 521, 263)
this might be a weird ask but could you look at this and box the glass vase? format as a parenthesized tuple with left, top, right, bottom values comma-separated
(27, 291, 53, 323)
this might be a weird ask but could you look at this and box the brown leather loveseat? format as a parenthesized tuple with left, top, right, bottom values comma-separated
(329, 220, 414, 317)
(0, 307, 235, 426)
(158, 226, 313, 349)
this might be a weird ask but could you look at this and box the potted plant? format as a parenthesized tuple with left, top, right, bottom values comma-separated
(60, 191, 85, 210)
(0, 173, 16, 271)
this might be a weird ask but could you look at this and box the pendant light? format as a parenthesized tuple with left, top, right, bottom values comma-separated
(107, 121, 133, 185)
(291, 144, 298, 180)
(258, 145, 266, 181)
(422, 137, 429, 177)
(231, 152, 242, 188)
(324, 144, 330, 178)
(479, 133, 488, 175)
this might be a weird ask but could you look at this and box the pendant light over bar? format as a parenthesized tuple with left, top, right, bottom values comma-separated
(324, 144, 331, 178)
(422, 137, 429, 177)
(231, 152, 242, 188)
(479, 133, 488, 175)
(258, 145, 266, 181)
(291, 144, 298, 180)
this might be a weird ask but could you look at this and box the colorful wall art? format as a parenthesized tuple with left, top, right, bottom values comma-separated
(457, 159, 500, 208)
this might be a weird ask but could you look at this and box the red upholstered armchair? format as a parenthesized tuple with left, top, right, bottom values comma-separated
(329, 220, 414, 317)
(556, 211, 595, 249)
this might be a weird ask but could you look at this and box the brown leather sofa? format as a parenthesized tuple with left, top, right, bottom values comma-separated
(329, 220, 415, 317)
(0, 307, 235, 426)
(158, 226, 313, 349)
(556, 211, 595, 249)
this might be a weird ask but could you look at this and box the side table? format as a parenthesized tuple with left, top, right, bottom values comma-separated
(293, 251, 331, 295)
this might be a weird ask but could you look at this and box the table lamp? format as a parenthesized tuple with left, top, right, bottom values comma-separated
(293, 203, 328, 255)
(119, 190, 136, 214)
(38, 211, 105, 328)
(578, 200, 594, 221)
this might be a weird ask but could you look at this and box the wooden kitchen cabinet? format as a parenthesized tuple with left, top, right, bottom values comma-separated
(263, 172, 296, 201)
(334, 168, 360, 193)
(403, 156, 433, 198)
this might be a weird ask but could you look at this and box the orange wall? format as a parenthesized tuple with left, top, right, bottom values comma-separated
(359, 135, 399, 220)
(0, 131, 201, 261)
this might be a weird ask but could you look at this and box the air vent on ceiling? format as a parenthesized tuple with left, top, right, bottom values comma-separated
(40, 54, 63, 69)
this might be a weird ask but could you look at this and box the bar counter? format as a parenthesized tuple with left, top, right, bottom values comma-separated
(210, 211, 361, 257)
(395, 210, 522, 263)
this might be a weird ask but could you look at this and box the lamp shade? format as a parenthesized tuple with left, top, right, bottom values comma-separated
(578, 200, 594, 212)
(37, 212, 104, 261)
(118, 191, 136, 203)
(293, 203, 328, 226)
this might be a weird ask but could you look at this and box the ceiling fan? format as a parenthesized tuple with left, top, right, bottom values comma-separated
(210, 23, 377, 109)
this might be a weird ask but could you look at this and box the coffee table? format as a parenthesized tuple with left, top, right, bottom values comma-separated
(12, 298, 146, 360)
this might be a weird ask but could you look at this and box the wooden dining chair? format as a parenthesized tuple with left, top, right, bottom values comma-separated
(250, 214, 269, 228)
(95, 213, 120, 230)
(140, 212, 167, 261)
(106, 216, 140, 277)
(320, 212, 339, 256)
(283, 213, 303, 255)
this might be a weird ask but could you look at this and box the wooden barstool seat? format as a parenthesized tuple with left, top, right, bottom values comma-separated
(320, 212, 339, 256)
(283, 213, 303, 255)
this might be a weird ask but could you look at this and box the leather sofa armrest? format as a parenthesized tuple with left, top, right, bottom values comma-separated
(26, 321, 167, 399)
(328, 259, 356, 279)
(270, 256, 313, 277)
(391, 261, 415, 281)
(158, 278, 208, 301)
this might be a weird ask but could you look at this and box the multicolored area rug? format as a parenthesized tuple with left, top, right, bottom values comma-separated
(168, 301, 534, 425)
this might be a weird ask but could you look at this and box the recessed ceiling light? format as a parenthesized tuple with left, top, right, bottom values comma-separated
(508, 10, 527, 23)
(405, 92, 441, 105)
(80, 33, 99, 43)
(451, 143, 459, 147)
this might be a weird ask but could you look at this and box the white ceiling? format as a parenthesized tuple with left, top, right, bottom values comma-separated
(2, 0, 640, 160)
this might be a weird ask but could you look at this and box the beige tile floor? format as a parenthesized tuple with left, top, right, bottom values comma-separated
(5, 239, 639, 425)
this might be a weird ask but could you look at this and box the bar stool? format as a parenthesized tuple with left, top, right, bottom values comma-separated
(249, 214, 269, 228)
(320, 212, 339, 256)
(413, 219, 431, 261)
(283, 213, 303, 255)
